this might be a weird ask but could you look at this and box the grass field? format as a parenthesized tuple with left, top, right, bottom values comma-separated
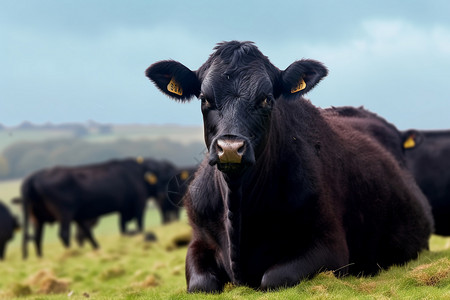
(1, 180, 450, 299)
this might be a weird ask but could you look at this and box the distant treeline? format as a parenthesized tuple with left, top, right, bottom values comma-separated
(0, 121, 111, 137)
(0, 138, 205, 180)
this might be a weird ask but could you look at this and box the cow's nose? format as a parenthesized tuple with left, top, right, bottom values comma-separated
(217, 138, 245, 164)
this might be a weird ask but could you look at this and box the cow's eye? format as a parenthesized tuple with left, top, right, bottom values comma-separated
(260, 97, 272, 108)
(200, 95, 211, 108)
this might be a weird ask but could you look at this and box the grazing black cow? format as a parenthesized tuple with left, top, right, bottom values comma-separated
(145, 41, 433, 292)
(74, 166, 196, 245)
(0, 201, 19, 260)
(21, 157, 178, 258)
(66, 167, 194, 247)
(402, 130, 450, 235)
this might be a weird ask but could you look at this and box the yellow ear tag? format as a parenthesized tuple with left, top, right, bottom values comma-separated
(167, 77, 183, 96)
(291, 78, 306, 93)
(136, 156, 144, 164)
(145, 172, 158, 185)
(180, 170, 189, 181)
(403, 136, 416, 149)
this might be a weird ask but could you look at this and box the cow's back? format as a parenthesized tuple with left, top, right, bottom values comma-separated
(32, 161, 147, 219)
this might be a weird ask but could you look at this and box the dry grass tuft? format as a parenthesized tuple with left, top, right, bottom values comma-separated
(171, 265, 183, 276)
(317, 271, 336, 279)
(39, 276, 70, 294)
(152, 261, 167, 271)
(10, 283, 32, 297)
(99, 266, 126, 280)
(26, 268, 55, 286)
(309, 284, 328, 294)
(130, 274, 160, 289)
(21, 268, 70, 295)
(357, 281, 377, 293)
(408, 258, 450, 286)
(141, 274, 160, 287)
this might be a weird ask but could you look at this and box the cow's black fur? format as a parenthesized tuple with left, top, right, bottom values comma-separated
(21, 158, 178, 258)
(324, 107, 450, 236)
(0, 201, 19, 260)
(402, 130, 450, 235)
(146, 41, 433, 292)
(323, 106, 407, 167)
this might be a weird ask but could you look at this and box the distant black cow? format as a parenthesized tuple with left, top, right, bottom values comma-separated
(402, 130, 450, 235)
(0, 201, 19, 260)
(146, 41, 433, 292)
(76, 166, 196, 246)
(21, 157, 178, 258)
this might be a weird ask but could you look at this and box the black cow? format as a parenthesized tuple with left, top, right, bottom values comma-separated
(324, 107, 450, 236)
(64, 166, 194, 248)
(0, 201, 19, 260)
(402, 130, 450, 235)
(75, 166, 196, 246)
(21, 157, 178, 258)
(146, 41, 433, 292)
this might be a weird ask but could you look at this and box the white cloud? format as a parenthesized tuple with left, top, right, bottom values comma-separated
(266, 19, 450, 129)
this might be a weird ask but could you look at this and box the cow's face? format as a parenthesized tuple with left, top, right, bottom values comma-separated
(146, 41, 327, 175)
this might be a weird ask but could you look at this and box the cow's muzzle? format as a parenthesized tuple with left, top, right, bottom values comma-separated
(209, 135, 255, 173)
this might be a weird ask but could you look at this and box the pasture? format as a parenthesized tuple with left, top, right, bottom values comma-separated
(1, 180, 450, 299)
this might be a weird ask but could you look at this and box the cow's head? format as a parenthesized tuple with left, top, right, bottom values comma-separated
(402, 130, 424, 150)
(146, 41, 327, 175)
(138, 158, 177, 195)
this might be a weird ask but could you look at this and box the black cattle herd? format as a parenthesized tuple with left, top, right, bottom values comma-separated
(0, 41, 449, 293)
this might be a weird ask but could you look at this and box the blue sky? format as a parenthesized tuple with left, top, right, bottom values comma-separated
(2, 0, 450, 130)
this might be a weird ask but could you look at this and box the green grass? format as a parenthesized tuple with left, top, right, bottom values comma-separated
(1, 180, 450, 299)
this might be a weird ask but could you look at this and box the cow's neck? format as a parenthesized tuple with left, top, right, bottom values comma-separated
(219, 173, 245, 283)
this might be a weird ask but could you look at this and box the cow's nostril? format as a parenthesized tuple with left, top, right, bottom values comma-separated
(217, 144, 224, 155)
(237, 144, 245, 155)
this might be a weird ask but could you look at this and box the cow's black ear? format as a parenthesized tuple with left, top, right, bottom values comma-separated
(402, 130, 423, 149)
(145, 60, 201, 101)
(280, 59, 328, 98)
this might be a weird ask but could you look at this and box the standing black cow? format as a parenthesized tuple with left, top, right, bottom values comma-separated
(21, 157, 178, 258)
(402, 130, 450, 235)
(75, 166, 196, 245)
(146, 41, 433, 292)
(0, 201, 20, 260)
(63, 167, 194, 247)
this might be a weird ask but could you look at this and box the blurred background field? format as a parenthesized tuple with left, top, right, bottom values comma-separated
(0, 123, 204, 181)
(0, 122, 203, 249)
